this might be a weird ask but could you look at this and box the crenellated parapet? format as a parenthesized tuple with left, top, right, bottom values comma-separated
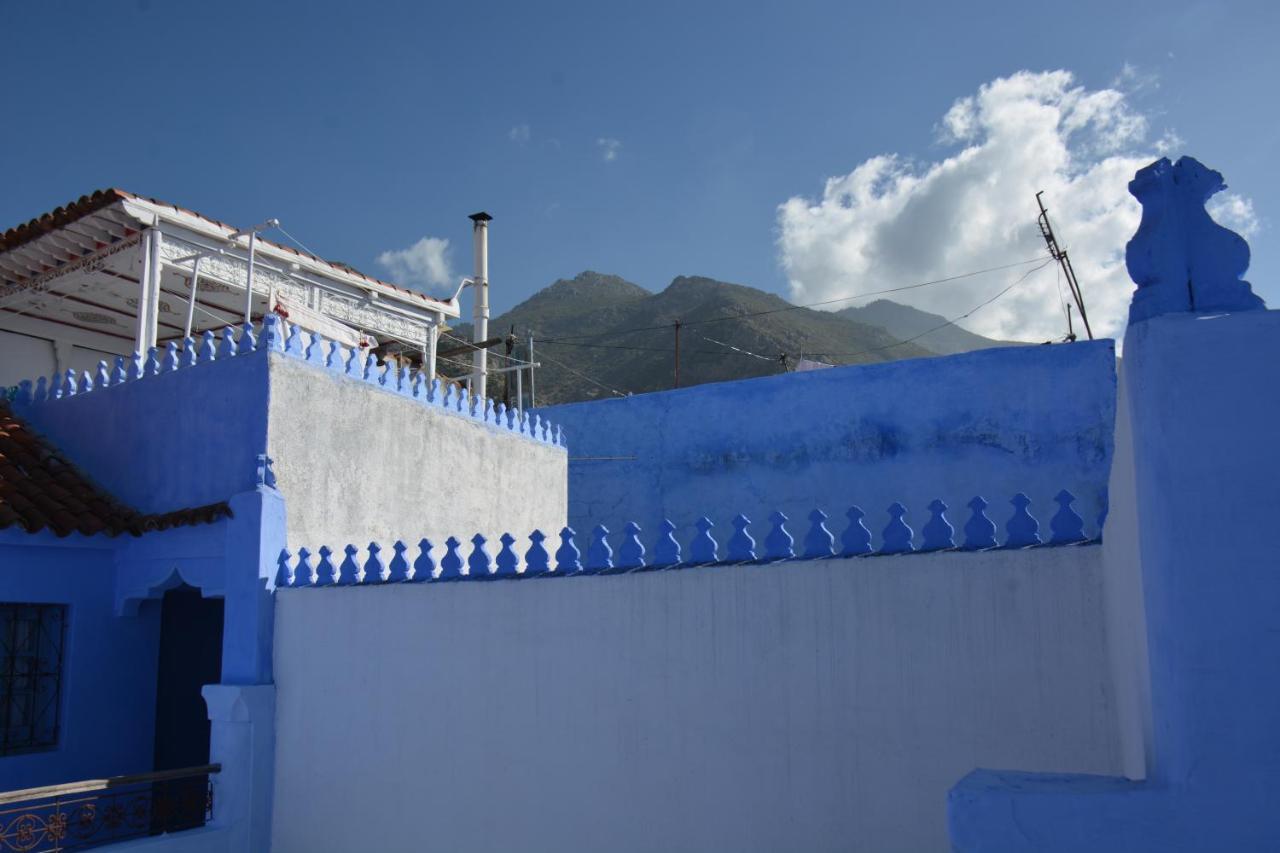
(7, 313, 565, 450)
(277, 489, 1095, 587)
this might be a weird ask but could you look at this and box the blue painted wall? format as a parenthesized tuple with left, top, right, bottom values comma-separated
(17, 351, 270, 515)
(0, 532, 161, 790)
(544, 342, 1116, 547)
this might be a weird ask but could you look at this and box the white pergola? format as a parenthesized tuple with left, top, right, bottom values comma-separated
(0, 190, 460, 377)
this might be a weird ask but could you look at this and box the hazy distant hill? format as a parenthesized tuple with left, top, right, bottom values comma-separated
(838, 299, 1014, 356)
(445, 271, 1008, 405)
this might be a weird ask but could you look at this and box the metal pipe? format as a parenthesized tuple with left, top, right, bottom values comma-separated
(515, 364, 523, 413)
(468, 212, 491, 399)
(184, 256, 202, 339)
(528, 331, 536, 408)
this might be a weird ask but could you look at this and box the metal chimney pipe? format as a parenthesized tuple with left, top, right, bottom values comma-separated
(468, 212, 492, 399)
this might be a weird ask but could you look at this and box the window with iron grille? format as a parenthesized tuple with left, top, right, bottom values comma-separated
(0, 603, 67, 755)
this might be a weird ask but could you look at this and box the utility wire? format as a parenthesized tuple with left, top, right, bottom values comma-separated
(803, 260, 1054, 359)
(532, 348, 629, 398)
(536, 256, 1047, 343)
(698, 334, 776, 362)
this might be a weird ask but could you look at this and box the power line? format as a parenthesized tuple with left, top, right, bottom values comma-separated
(532, 348, 630, 399)
(535, 256, 1047, 343)
(804, 260, 1054, 359)
(698, 334, 776, 362)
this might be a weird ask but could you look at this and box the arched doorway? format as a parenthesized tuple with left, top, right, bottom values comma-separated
(151, 584, 224, 772)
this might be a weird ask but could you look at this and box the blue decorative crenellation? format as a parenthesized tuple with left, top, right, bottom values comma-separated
(963, 497, 998, 550)
(1005, 493, 1042, 548)
(275, 549, 292, 588)
(282, 491, 1092, 589)
(468, 533, 492, 579)
(764, 511, 795, 561)
(7, 313, 566, 450)
(1050, 489, 1086, 544)
(439, 537, 464, 580)
(363, 542, 385, 584)
(524, 530, 550, 576)
(921, 499, 955, 551)
(881, 503, 914, 554)
(727, 514, 756, 562)
(555, 527, 582, 574)
(586, 524, 613, 572)
(495, 533, 519, 577)
(387, 541, 410, 582)
(653, 519, 682, 567)
(412, 538, 435, 582)
(337, 545, 360, 586)
(617, 522, 646, 569)
(803, 509, 835, 559)
(841, 507, 872, 556)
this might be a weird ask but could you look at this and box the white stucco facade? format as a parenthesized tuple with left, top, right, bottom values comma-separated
(272, 546, 1121, 853)
(266, 354, 567, 552)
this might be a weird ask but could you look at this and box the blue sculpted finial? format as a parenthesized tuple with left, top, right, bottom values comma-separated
(1005, 493, 1042, 548)
(387, 541, 410, 582)
(413, 538, 436, 582)
(764, 511, 795, 560)
(728, 514, 756, 562)
(468, 533, 492, 579)
(337, 544, 360, 586)
(963, 496, 997, 550)
(921, 499, 955, 551)
(293, 547, 315, 587)
(495, 533, 519, 577)
(439, 536, 464, 580)
(841, 506, 872, 556)
(315, 545, 336, 585)
(803, 509, 835, 559)
(555, 527, 582, 574)
(275, 549, 292, 589)
(690, 517, 718, 564)
(586, 524, 614, 573)
(255, 454, 277, 489)
(1050, 489, 1087, 544)
(363, 542, 385, 584)
(653, 519, 682, 567)
(881, 502, 914, 554)
(617, 522, 646, 569)
(1126, 156, 1264, 324)
(524, 530, 550, 576)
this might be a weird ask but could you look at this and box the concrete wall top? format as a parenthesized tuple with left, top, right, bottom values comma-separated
(544, 340, 1117, 547)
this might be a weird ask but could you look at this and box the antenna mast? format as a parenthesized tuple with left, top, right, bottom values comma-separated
(1036, 191, 1094, 340)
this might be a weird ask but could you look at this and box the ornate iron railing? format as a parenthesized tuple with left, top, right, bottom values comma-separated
(0, 764, 218, 852)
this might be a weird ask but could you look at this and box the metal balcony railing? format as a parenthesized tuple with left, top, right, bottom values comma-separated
(0, 764, 219, 852)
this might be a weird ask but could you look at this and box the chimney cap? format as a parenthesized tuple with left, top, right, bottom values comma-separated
(468, 211, 493, 223)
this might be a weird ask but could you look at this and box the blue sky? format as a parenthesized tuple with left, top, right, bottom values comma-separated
(2, 0, 1276, 339)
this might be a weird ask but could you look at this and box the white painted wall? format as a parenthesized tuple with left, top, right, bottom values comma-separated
(272, 547, 1121, 853)
(0, 328, 116, 388)
(1100, 365, 1153, 780)
(266, 355, 567, 552)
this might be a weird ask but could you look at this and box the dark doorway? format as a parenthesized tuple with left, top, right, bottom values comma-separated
(152, 584, 224, 772)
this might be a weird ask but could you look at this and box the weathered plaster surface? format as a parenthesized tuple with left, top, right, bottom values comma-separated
(544, 341, 1116, 549)
(272, 546, 1120, 853)
(266, 354, 567, 551)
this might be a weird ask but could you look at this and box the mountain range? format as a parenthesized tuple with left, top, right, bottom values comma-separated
(444, 271, 1016, 406)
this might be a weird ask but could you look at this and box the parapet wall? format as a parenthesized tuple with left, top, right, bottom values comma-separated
(543, 341, 1117, 548)
(271, 542, 1121, 853)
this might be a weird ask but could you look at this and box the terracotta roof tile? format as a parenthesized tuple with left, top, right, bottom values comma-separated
(0, 402, 231, 538)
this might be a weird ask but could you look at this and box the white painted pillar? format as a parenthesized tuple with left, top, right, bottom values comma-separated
(469, 212, 491, 399)
(427, 320, 439, 382)
(243, 232, 258, 323)
(145, 229, 164, 351)
(135, 231, 155, 354)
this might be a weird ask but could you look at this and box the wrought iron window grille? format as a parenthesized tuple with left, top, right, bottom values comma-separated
(0, 604, 67, 756)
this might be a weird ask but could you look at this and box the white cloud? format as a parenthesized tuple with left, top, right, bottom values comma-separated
(776, 69, 1255, 342)
(376, 236, 454, 294)
(509, 124, 530, 144)
(597, 137, 622, 162)
(1208, 193, 1260, 238)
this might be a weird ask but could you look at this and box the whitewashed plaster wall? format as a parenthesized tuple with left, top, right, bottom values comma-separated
(272, 546, 1121, 853)
(266, 354, 567, 552)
